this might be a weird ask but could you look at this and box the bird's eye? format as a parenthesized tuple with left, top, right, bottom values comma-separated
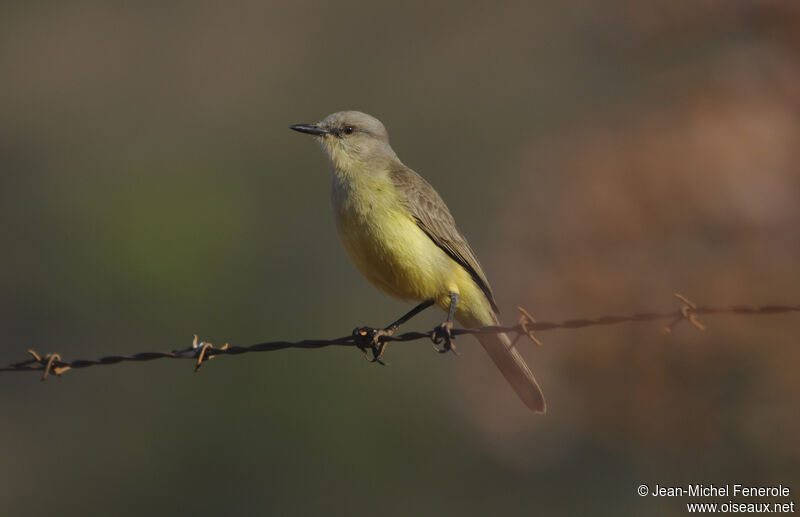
(343, 125, 355, 135)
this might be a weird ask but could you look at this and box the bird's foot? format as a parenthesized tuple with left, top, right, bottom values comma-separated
(432, 321, 458, 355)
(352, 327, 391, 365)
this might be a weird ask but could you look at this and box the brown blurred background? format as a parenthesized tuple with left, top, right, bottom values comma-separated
(1, 1, 799, 516)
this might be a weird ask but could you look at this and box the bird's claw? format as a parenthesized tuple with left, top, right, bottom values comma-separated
(432, 321, 457, 355)
(352, 327, 390, 365)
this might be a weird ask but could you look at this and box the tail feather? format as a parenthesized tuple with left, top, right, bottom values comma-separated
(459, 313, 546, 413)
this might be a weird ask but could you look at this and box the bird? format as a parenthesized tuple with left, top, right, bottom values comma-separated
(290, 111, 545, 413)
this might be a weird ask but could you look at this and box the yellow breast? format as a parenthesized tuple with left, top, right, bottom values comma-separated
(329, 163, 492, 323)
(331, 168, 453, 302)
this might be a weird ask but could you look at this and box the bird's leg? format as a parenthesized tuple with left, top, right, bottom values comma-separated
(433, 292, 458, 354)
(385, 299, 435, 334)
(354, 299, 435, 363)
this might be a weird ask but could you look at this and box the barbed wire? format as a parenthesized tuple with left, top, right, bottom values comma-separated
(1, 293, 798, 380)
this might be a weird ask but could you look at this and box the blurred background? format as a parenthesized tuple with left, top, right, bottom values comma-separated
(2, 1, 799, 515)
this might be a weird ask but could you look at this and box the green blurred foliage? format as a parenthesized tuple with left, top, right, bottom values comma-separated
(1, 1, 799, 516)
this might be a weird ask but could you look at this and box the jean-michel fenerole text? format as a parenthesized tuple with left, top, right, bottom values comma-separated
(651, 484, 791, 498)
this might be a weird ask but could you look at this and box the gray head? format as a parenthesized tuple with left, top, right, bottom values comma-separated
(290, 111, 397, 169)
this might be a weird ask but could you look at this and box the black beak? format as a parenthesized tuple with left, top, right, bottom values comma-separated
(290, 123, 329, 136)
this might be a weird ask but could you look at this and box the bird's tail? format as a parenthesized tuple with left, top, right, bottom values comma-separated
(458, 311, 546, 413)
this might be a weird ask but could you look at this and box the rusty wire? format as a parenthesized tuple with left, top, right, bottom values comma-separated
(2, 293, 798, 380)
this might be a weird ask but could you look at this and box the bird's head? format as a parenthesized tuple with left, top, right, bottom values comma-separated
(291, 111, 396, 171)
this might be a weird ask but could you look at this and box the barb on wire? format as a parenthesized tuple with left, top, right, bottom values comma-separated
(665, 293, 706, 332)
(1, 294, 798, 379)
